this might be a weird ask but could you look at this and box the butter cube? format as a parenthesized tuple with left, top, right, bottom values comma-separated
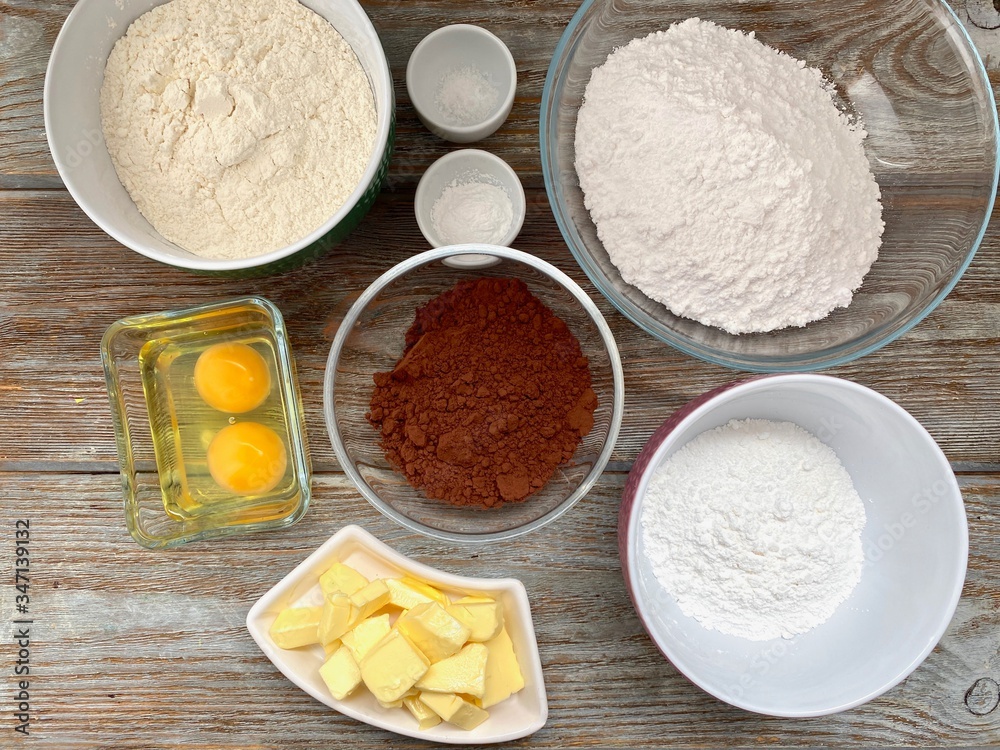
(481, 627, 524, 708)
(403, 694, 442, 729)
(342, 614, 391, 663)
(322, 639, 342, 656)
(269, 606, 323, 649)
(350, 579, 391, 621)
(415, 643, 488, 699)
(385, 578, 436, 610)
(396, 602, 471, 663)
(453, 595, 494, 604)
(359, 629, 430, 704)
(319, 645, 362, 700)
(319, 592, 359, 645)
(418, 691, 489, 730)
(319, 562, 369, 597)
(399, 577, 450, 606)
(446, 598, 503, 642)
(378, 688, 418, 710)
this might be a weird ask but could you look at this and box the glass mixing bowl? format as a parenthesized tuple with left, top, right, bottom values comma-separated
(323, 245, 624, 543)
(541, 0, 999, 371)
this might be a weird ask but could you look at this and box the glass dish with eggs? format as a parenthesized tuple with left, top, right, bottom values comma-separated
(101, 297, 311, 548)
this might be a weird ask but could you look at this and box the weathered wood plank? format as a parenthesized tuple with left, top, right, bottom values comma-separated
(4, 2, 1000, 748)
(0, 472, 997, 747)
(0, 1, 66, 185)
(1, 190, 1000, 470)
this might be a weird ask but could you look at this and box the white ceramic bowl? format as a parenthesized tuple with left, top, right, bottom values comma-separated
(619, 374, 968, 717)
(247, 525, 548, 743)
(406, 24, 516, 143)
(44, 0, 394, 277)
(414, 150, 526, 250)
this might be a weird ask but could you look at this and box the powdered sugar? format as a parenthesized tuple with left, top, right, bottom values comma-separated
(641, 418, 866, 641)
(575, 19, 884, 334)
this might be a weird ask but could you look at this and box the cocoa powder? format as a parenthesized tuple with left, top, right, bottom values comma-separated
(367, 278, 597, 509)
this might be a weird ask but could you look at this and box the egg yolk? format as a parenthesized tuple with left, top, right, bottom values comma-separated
(207, 422, 287, 495)
(194, 342, 271, 414)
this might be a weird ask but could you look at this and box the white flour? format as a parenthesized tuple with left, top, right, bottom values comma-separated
(431, 177, 513, 245)
(101, 0, 377, 259)
(641, 419, 866, 641)
(575, 19, 884, 334)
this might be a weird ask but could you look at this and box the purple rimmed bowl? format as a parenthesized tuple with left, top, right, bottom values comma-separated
(619, 374, 967, 717)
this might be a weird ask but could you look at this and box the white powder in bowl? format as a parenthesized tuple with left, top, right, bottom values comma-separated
(435, 66, 499, 126)
(431, 176, 513, 245)
(640, 418, 866, 641)
(575, 19, 884, 334)
(100, 0, 377, 260)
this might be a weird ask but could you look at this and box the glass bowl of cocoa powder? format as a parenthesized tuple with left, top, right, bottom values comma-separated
(323, 245, 624, 542)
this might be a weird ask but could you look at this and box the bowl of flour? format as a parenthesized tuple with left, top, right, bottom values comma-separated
(45, 0, 394, 276)
(618, 374, 968, 716)
(541, 0, 999, 371)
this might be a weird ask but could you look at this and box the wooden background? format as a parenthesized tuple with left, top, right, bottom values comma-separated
(2, 0, 999, 747)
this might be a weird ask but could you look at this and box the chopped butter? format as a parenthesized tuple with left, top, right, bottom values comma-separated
(269, 606, 323, 649)
(447, 597, 504, 642)
(399, 577, 450, 606)
(481, 627, 524, 708)
(418, 691, 489, 730)
(360, 629, 430, 704)
(415, 642, 488, 699)
(385, 578, 436, 610)
(403, 694, 442, 729)
(274, 561, 525, 731)
(342, 613, 391, 663)
(396, 602, 471, 663)
(319, 562, 369, 597)
(319, 592, 359, 645)
(319, 645, 361, 701)
(350, 579, 391, 620)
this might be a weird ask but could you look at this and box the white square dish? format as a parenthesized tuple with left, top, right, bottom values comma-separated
(245, 524, 548, 743)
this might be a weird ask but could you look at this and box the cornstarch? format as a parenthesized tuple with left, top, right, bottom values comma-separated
(641, 419, 866, 641)
(431, 176, 513, 245)
(575, 19, 884, 334)
(100, 0, 377, 259)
